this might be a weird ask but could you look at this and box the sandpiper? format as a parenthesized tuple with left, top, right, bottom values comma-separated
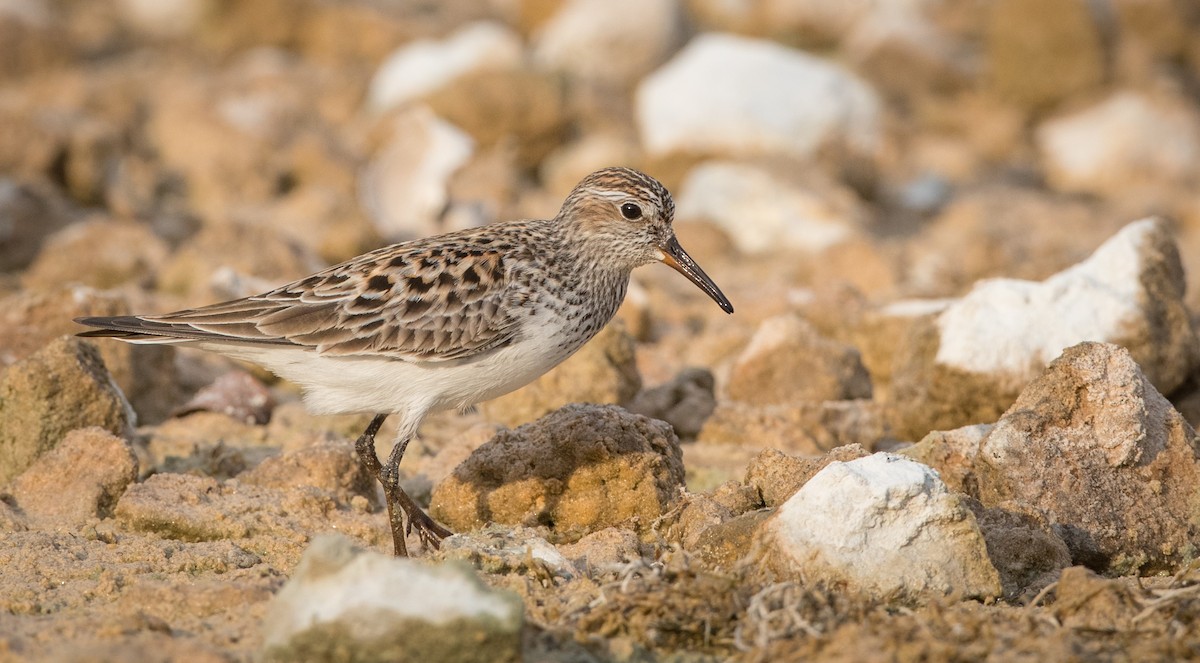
(77, 167, 734, 556)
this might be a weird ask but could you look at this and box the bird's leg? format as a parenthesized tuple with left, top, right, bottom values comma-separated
(381, 428, 453, 551)
(353, 414, 407, 557)
(353, 414, 453, 557)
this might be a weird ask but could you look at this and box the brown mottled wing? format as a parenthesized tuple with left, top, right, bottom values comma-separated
(89, 237, 531, 362)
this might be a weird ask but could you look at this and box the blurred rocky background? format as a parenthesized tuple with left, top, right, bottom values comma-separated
(3, 0, 1200, 661)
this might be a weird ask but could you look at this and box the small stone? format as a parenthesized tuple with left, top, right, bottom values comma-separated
(436, 526, 575, 580)
(360, 107, 474, 241)
(759, 453, 1002, 600)
(970, 503, 1072, 601)
(8, 427, 138, 529)
(432, 404, 684, 542)
(625, 367, 715, 439)
(901, 424, 992, 495)
(174, 370, 275, 425)
(675, 162, 861, 255)
(0, 337, 133, 485)
(744, 444, 870, 508)
(21, 217, 169, 291)
(366, 21, 524, 114)
(262, 535, 523, 663)
(558, 527, 643, 576)
(0, 286, 179, 424)
(240, 439, 376, 508)
(699, 400, 886, 455)
(1037, 91, 1200, 197)
(1051, 566, 1141, 631)
(728, 314, 872, 405)
(985, 0, 1105, 110)
(532, 0, 682, 88)
(636, 33, 881, 160)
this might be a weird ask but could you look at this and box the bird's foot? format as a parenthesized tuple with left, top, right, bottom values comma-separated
(353, 414, 453, 557)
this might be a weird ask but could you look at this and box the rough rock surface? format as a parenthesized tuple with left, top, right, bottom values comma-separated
(0, 286, 179, 423)
(6, 427, 138, 529)
(0, 337, 133, 484)
(240, 439, 377, 508)
(974, 342, 1200, 575)
(262, 535, 523, 663)
(481, 321, 641, 428)
(431, 404, 684, 542)
(890, 218, 1198, 440)
(744, 444, 871, 508)
(970, 504, 1073, 601)
(759, 453, 1002, 600)
(901, 424, 992, 495)
(728, 314, 872, 404)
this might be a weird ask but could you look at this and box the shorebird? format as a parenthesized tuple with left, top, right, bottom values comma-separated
(77, 167, 734, 556)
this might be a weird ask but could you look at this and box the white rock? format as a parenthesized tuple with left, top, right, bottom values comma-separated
(1036, 92, 1200, 195)
(360, 107, 474, 239)
(533, 0, 682, 87)
(935, 218, 1166, 376)
(635, 33, 881, 159)
(262, 535, 522, 658)
(676, 162, 858, 254)
(367, 21, 524, 113)
(439, 528, 576, 580)
(118, 0, 207, 37)
(764, 453, 1000, 599)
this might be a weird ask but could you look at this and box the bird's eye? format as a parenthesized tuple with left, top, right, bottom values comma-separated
(620, 202, 643, 220)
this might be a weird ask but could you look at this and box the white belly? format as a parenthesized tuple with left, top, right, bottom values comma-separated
(199, 310, 590, 418)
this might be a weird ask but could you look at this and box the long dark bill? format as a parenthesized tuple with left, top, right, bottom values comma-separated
(659, 236, 735, 314)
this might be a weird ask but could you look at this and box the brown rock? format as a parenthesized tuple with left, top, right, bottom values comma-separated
(969, 503, 1072, 601)
(425, 69, 568, 169)
(744, 444, 871, 508)
(431, 404, 684, 542)
(691, 509, 771, 569)
(0, 337, 132, 485)
(0, 286, 179, 424)
(663, 492, 732, 550)
(625, 367, 716, 439)
(0, 179, 76, 273)
(699, 400, 886, 455)
(174, 371, 275, 425)
(157, 221, 325, 303)
(1052, 566, 1141, 631)
(975, 342, 1200, 575)
(144, 412, 269, 478)
(728, 314, 872, 405)
(901, 424, 992, 495)
(481, 321, 641, 428)
(985, 0, 1106, 110)
(8, 427, 138, 529)
(22, 218, 170, 291)
(240, 440, 376, 508)
(558, 527, 643, 576)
